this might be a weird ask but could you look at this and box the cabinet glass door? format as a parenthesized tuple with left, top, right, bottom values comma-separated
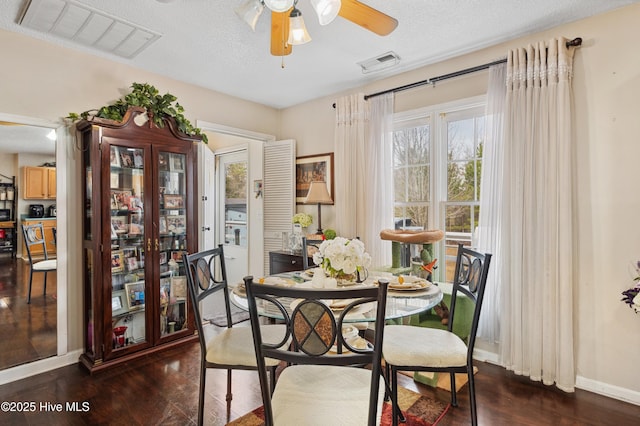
(158, 151, 188, 337)
(109, 145, 147, 349)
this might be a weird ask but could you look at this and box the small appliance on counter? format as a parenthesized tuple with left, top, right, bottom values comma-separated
(28, 204, 45, 218)
(48, 205, 57, 217)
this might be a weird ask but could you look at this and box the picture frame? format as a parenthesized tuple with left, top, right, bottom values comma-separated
(111, 289, 128, 316)
(158, 153, 170, 171)
(295, 152, 334, 204)
(171, 251, 184, 262)
(133, 149, 144, 168)
(110, 146, 121, 168)
(163, 194, 184, 209)
(126, 256, 139, 272)
(124, 281, 146, 309)
(119, 150, 134, 168)
(170, 276, 187, 302)
(111, 216, 128, 234)
(160, 279, 170, 305)
(159, 216, 168, 234)
(110, 172, 119, 189)
(129, 213, 144, 235)
(170, 154, 185, 172)
(111, 189, 132, 211)
(159, 251, 168, 265)
(111, 250, 125, 273)
(166, 215, 186, 234)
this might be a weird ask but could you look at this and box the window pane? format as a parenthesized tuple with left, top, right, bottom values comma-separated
(393, 132, 407, 167)
(393, 168, 406, 202)
(448, 118, 475, 161)
(448, 160, 474, 201)
(405, 205, 429, 230)
(445, 205, 472, 234)
(407, 165, 429, 202)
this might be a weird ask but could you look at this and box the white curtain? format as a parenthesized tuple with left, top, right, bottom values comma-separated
(363, 94, 394, 267)
(333, 93, 394, 267)
(496, 38, 577, 391)
(476, 63, 506, 344)
(334, 94, 368, 239)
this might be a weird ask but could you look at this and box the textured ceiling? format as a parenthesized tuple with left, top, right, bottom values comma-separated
(0, 0, 638, 110)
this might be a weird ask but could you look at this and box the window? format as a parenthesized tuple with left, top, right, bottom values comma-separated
(391, 97, 485, 281)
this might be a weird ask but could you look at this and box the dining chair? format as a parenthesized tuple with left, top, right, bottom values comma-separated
(383, 243, 492, 426)
(301, 236, 323, 270)
(21, 223, 57, 304)
(184, 246, 286, 425)
(244, 275, 390, 426)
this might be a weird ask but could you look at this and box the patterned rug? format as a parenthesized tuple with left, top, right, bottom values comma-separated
(227, 386, 450, 426)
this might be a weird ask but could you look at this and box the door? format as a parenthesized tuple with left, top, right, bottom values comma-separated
(198, 143, 216, 251)
(216, 150, 248, 286)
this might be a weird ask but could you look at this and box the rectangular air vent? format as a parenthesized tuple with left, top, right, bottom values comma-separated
(357, 51, 401, 74)
(19, 0, 161, 58)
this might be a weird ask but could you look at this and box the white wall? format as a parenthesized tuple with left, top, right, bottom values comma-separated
(280, 3, 640, 402)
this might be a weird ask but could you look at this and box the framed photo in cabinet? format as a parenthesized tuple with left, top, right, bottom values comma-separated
(166, 215, 186, 234)
(126, 256, 139, 272)
(170, 276, 187, 302)
(158, 153, 170, 171)
(111, 250, 125, 273)
(163, 194, 184, 209)
(159, 251, 168, 265)
(111, 216, 128, 234)
(129, 213, 143, 235)
(159, 216, 168, 234)
(110, 146, 121, 167)
(170, 154, 185, 172)
(119, 150, 134, 168)
(124, 281, 145, 309)
(112, 190, 132, 211)
(112, 289, 128, 316)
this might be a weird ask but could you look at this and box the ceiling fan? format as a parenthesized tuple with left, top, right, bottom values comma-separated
(235, 0, 398, 56)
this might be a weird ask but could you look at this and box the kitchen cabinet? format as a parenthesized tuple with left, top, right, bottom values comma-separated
(21, 218, 56, 258)
(23, 166, 56, 199)
(77, 107, 201, 372)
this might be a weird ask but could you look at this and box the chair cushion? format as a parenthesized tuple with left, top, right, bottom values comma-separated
(383, 325, 468, 368)
(206, 324, 286, 367)
(33, 260, 57, 271)
(271, 364, 384, 426)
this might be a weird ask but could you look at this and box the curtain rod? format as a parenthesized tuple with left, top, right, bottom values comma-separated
(332, 37, 582, 107)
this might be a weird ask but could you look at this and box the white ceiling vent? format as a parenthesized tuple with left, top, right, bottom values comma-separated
(357, 51, 401, 74)
(19, 0, 161, 58)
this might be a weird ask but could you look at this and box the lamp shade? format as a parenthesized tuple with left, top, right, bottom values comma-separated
(310, 0, 341, 25)
(234, 0, 264, 31)
(287, 8, 312, 45)
(264, 0, 295, 12)
(304, 181, 332, 204)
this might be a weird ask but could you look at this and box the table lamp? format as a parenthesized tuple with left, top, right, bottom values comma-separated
(304, 181, 333, 234)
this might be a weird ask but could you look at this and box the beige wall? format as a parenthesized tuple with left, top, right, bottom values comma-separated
(281, 4, 640, 400)
(1, 2, 639, 402)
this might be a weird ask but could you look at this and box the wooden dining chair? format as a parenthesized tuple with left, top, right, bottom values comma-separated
(21, 223, 57, 304)
(244, 275, 390, 426)
(383, 244, 492, 426)
(184, 246, 287, 425)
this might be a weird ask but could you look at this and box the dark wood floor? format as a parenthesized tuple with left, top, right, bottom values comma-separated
(0, 255, 57, 370)
(0, 320, 638, 425)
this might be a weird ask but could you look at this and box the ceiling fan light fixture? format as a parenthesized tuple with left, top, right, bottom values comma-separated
(310, 0, 341, 25)
(264, 0, 295, 13)
(234, 0, 264, 31)
(287, 8, 311, 45)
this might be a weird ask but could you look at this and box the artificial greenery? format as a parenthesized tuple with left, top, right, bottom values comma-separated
(67, 83, 207, 143)
(323, 229, 337, 240)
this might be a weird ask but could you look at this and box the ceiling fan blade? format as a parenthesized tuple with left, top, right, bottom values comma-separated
(270, 10, 292, 56)
(339, 0, 398, 36)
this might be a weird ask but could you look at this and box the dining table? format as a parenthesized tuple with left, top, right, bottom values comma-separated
(229, 269, 443, 324)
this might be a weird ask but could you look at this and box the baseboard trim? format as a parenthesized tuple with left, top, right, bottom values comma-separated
(0, 350, 82, 386)
(472, 348, 639, 406)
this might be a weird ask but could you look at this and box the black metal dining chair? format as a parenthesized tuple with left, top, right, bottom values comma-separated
(383, 244, 492, 426)
(184, 245, 286, 425)
(21, 223, 57, 304)
(245, 275, 390, 425)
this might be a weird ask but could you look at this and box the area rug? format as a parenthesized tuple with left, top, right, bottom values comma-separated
(226, 386, 450, 426)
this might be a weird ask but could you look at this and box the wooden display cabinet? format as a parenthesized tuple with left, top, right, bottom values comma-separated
(77, 107, 201, 372)
(0, 175, 17, 257)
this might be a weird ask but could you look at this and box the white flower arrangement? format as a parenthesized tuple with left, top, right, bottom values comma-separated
(292, 213, 313, 228)
(313, 237, 371, 277)
(621, 260, 640, 314)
